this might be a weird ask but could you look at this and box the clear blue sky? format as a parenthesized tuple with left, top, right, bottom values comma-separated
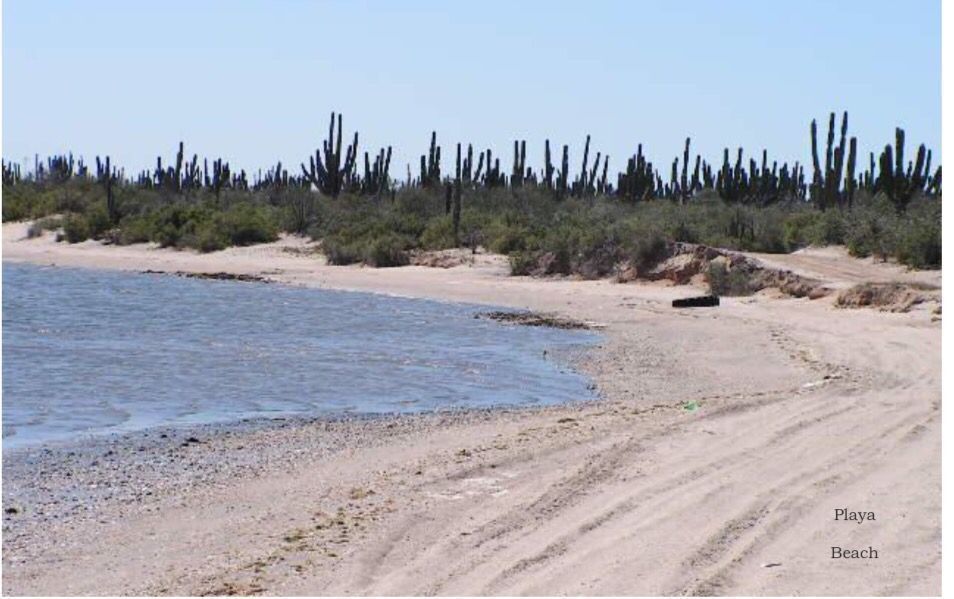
(3, 0, 941, 179)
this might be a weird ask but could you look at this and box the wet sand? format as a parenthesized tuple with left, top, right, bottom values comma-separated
(1, 222, 941, 595)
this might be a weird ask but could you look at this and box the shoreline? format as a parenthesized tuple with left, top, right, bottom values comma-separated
(1, 221, 941, 595)
(2, 258, 605, 452)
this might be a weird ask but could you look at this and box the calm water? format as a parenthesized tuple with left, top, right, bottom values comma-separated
(2, 263, 597, 449)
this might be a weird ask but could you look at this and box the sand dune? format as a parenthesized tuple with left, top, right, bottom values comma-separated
(1, 223, 941, 595)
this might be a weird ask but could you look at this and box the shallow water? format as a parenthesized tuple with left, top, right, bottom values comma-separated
(2, 263, 598, 448)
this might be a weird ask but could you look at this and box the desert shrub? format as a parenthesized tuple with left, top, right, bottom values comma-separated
(459, 215, 488, 251)
(707, 261, 757, 296)
(749, 206, 788, 252)
(365, 233, 412, 267)
(323, 232, 411, 266)
(2, 187, 33, 221)
(895, 200, 941, 269)
(117, 216, 153, 245)
(218, 203, 278, 247)
(808, 208, 847, 246)
(483, 213, 534, 254)
(509, 251, 540, 276)
(667, 219, 700, 244)
(323, 236, 364, 265)
(279, 188, 317, 234)
(419, 215, 456, 250)
(143, 204, 212, 248)
(190, 222, 229, 252)
(5, 174, 940, 271)
(780, 209, 847, 249)
(117, 202, 277, 252)
(781, 211, 816, 249)
(511, 211, 617, 278)
(26, 215, 63, 238)
(61, 213, 90, 243)
(625, 230, 669, 271)
(84, 203, 113, 239)
(2, 182, 77, 221)
(844, 194, 899, 260)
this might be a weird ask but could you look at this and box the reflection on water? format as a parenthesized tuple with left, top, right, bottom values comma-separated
(2, 263, 597, 448)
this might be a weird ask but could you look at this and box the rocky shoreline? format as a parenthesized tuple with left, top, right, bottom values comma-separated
(2, 400, 601, 561)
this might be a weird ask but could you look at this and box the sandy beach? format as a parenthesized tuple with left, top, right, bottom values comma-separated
(1, 222, 941, 595)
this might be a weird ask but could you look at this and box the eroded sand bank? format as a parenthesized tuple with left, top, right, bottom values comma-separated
(1, 222, 941, 595)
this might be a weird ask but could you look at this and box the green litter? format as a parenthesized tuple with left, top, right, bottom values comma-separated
(683, 400, 700, 412)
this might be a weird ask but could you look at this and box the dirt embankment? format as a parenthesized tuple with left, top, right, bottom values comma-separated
(503, 239, 940, 311)
(835, 282, 941, 313)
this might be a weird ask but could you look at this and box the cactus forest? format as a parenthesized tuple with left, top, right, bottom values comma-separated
(2, 111, 942, 272)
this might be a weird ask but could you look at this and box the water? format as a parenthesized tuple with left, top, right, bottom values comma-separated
(2, 263, 598, 449)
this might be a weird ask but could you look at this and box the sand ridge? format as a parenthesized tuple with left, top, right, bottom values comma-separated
(1, 222, 941, 595)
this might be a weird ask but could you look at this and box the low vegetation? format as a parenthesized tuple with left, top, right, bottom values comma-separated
(2, 112, 941, 275)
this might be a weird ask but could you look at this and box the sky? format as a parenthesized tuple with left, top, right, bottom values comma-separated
(2, 0, 941, 180)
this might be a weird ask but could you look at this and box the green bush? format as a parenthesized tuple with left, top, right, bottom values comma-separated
(844, 196, 898, 260)
(509, 251, 541, 276)
(84, 203, 113, 239)
(26, 215, 63, 238)
(707, 261, 757, 296)
(323, 236, 363, 265)
(323, 231, 411, 267)
(218, 203, 278, 247)
(625, 231, 669, 271)
(4, 176, 940, 272)
(484, 214, 533, 254)
(62, 214, 90, 243)
(191, 222, 229, 252)
(366, 233, 411, 267)
(117, 216, 153, 245)
(420, 215, 456, 250)
(895, 200, 941, 269)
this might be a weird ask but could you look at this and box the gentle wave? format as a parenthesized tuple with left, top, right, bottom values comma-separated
(2, 263, 598, 448)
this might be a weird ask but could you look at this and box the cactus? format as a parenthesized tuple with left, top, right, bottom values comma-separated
(211, 158, 231, 200)
(174, 142, 184, 193)
(462, 144, 474, 185)
(453, 143, 462, 243)
(6, 113, 941, 233)
(928, 166, 942, 195)
(579, 135, 591, 192)
(300, 112, 359, 197)
(444, 181, 452, 215)
(360, 148, 392, 197)
(417, 131, 441, 188)
(716, 148, 745, 203)
(845, 137, 857, 207)
(558, 144, 569, 198)
(96, 155, 120, 224)
(599, 156, 609, 195)
(680, 138, 691, 203)
(875, 127, 934, 211)
(618, 144, 655, 202)
(670, 158, 679, 199)
(510, 140, 527, 187)
(544, 140, 555, 189)
(473, 150, 485, 184)
(809, 112, 854, 209)
(510, 140, 522, 187)
(2, 160, 22, 185)
(588, 152, 601, 196)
